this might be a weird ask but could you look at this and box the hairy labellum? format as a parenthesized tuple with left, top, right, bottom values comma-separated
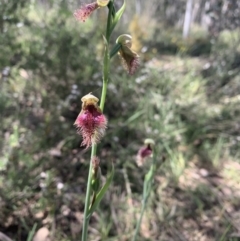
(74, 94, 107, 149)
(74, 2, 99, 22)
(136, 139, 155, 166)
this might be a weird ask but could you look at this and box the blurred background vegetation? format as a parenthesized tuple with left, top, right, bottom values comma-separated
(0, 0, 240, 240)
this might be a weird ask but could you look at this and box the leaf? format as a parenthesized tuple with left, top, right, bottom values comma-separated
(27, 223, 38, 241)
(109, 0, 126, 34)
(143, 165, 154, 198)
(87, 164, 114, 218)
(124, 110, 144, 125)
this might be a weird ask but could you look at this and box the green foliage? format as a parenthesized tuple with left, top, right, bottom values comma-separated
(152, 26, 212, 56)
(0, 0, 240, 240)
(27, 223, 37, 241)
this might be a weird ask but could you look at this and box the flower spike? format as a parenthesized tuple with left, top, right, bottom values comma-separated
(74, 93, 107, 149)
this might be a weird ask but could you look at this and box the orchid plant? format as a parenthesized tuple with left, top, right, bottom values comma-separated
(73, 1, 139, 240)
(133, 139, 156, 241)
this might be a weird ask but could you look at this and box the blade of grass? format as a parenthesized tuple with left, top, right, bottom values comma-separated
(27, 223, 37, 241)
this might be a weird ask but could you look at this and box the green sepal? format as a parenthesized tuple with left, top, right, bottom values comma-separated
(110, 43, 121, 58)
(109, 0, 126, 35)
(87, 164, 114, 218)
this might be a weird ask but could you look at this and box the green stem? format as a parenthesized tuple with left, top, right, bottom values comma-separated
(132, 201, 146, 241)
(81, 144, 97, 241)
(81, 4, 112, 241)
(100, 47, 110, 111)
(100, 0, 111, 111)
(132, 148, 157, 241)
(100, 77, 108, 111)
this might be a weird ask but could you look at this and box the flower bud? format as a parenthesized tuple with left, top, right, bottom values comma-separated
(91, 156, 102, 193)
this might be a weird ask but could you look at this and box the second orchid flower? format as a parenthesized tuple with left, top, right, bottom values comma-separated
(116, 34, 139, 75)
